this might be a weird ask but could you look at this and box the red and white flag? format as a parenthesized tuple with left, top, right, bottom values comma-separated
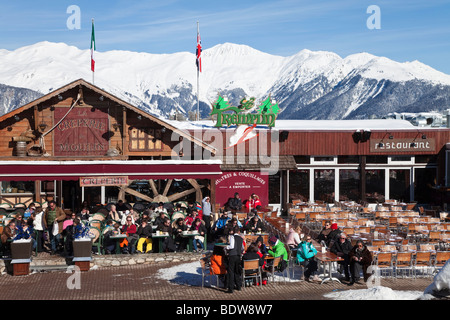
(196, 25, 202, 72)
(90, 19, 96, 72)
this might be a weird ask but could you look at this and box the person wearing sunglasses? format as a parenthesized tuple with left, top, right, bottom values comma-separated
(296, 236, 320, 282)
(330, 233, 353, 282)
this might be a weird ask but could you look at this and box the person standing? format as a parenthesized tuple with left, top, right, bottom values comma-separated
(202, 196, 212, 241)
(225, 232, 245, 293)
(43, 200, 66, 255)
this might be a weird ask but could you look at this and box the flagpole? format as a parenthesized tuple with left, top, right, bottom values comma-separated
(92, 18, 95, 85)
(197, 21, 200, 121)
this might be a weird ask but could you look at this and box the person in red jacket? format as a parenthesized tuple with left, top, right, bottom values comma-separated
(246, 193, 262, 213)
(120, 216, 138, 254)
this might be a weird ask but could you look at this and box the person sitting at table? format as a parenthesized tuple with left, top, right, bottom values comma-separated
(326, 223, 342, 247)
(243, 214, 265, 234)
(154, 202, 168, 216)
(225, 192, 243, 213)
(296, 235, 320, 282)
(156, 218, 176, 252)
(136, 218, 153, 253)
(210, 244, 228, 286)
(286, 225, 302, 250)
(102, 220, 117, 254)
(224, 217, 241, 237)
(24, 203, 35, 220)
(78, 206, 90, 222)
(267, 236, 288, 272)
(107, 204, 122, 223)
(242, 242, 265, 286)
(116, 199, 129, 212)
(1, 221, 17, 255)
(348, 240, 373, 285)
(255, 236, 268, 256)
(184, 209, 196, 229)
(213, 211, 231, 240)
(173, 218, 189, 252)
(153, 210, 168, 229)
(120, 216, 138, 254)
(246, 193, 262, 213)
(317, 221, 333, 245)
(330, 232, 353, 282)
(135, 211, 150, 226)
(120, 210, 136, 226)
(190, 217, 207, 252)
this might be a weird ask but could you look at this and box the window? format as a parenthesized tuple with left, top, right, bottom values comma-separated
(314, 169, 335, 202)
(338, 156, 359, 164)
(388, 156, 413, 164)
(389, 169, 411, 202)
(293, 156, 310, 164)
(366, 156, 388, 164)
(268, 172, 280, 204)
(365, 169, 385, 203)
(311, 156, 336, 164)
(289, 170, 309, 202)
(339, 169, 360, 201)
(129, 128, 162, 151)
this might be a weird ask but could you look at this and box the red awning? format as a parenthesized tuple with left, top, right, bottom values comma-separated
(0, 160, 222, 181)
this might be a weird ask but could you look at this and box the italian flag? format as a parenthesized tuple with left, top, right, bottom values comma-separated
(90, 19, 96, 72)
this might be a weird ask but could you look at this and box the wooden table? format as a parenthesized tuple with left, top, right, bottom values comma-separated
(315, 251, 344, 284)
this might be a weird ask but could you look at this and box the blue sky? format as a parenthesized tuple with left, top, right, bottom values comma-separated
(0, 0, 449, 73)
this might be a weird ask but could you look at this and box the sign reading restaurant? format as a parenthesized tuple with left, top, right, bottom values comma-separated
(80, 176, 129, 187)
(370, 138, 435, 152)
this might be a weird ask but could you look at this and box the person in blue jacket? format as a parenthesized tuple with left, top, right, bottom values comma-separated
(296, 236, 320, 282)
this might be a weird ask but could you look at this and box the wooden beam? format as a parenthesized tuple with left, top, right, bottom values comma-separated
(162, 179, 172, 196)
(124, 187, 153, 202)
(167, 185, 204, 202)
(149, 179, 158, 196)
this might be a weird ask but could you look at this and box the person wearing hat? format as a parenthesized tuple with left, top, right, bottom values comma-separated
(326, 222, 341, 247)
(243, 214, 265, 233)
(267, 236, 288, 272)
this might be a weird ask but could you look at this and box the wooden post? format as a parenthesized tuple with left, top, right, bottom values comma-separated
(34, 180, 41, 203)
(122, 107, 128, 156)
(361, 155, 366, 202)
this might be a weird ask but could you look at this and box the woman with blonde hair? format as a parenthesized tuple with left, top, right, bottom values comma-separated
(286, 224, 302, 249)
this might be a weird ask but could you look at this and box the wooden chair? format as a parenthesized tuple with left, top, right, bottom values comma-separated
(242, 259, 262, 288)
(419, 244, 435, 251)
(428, 231, 441, 243)
(379, 245, 397, 252)
(267, 256, 282, 284)
(414, 251, 433, 278)
(394, 252, 414, 278)
(433, 251, 450, 275)
(372, 240, 386, 246)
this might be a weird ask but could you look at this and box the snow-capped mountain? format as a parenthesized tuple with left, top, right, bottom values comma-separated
(1, 41, 450, 120)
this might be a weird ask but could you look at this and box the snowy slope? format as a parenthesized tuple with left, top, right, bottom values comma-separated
(1, 41, 450, 119)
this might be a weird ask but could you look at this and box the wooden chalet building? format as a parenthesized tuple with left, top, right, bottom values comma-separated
(0, 79, 221, 211)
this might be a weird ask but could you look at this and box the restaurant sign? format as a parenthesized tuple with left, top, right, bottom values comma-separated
(370, 138, 435, 153)
(210, 95, 279, 127)
(80, 176, 129, 187)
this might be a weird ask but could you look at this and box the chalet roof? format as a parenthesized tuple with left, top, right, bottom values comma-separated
(0, 79, 216, 153)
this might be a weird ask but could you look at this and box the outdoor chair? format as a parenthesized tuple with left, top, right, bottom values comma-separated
(413, 251, 433, 278)
(394, 252, 414, 278)
(432, 251, 450, 275)
(242, 259, 262, 288)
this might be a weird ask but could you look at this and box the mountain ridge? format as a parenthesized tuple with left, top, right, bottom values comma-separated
(1, 41, 450, 120)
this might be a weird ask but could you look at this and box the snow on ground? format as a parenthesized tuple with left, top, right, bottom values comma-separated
(155, 259, 450, 300)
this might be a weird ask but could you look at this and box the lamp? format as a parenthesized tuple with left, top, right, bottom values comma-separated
(38, 122, 48, 132)
(422, 134, 427, 139)
(112, 123, 121, 131)
(99, 95, 104, 101)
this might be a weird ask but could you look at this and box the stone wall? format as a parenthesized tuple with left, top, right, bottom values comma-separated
(0, 252, 203, 274)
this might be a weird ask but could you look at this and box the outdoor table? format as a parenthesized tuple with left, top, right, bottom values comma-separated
(315, 251, 343, 284)
(180, 231, 200, 252)
(152, 232, 171, 253)
(109, 234, 127, 254)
